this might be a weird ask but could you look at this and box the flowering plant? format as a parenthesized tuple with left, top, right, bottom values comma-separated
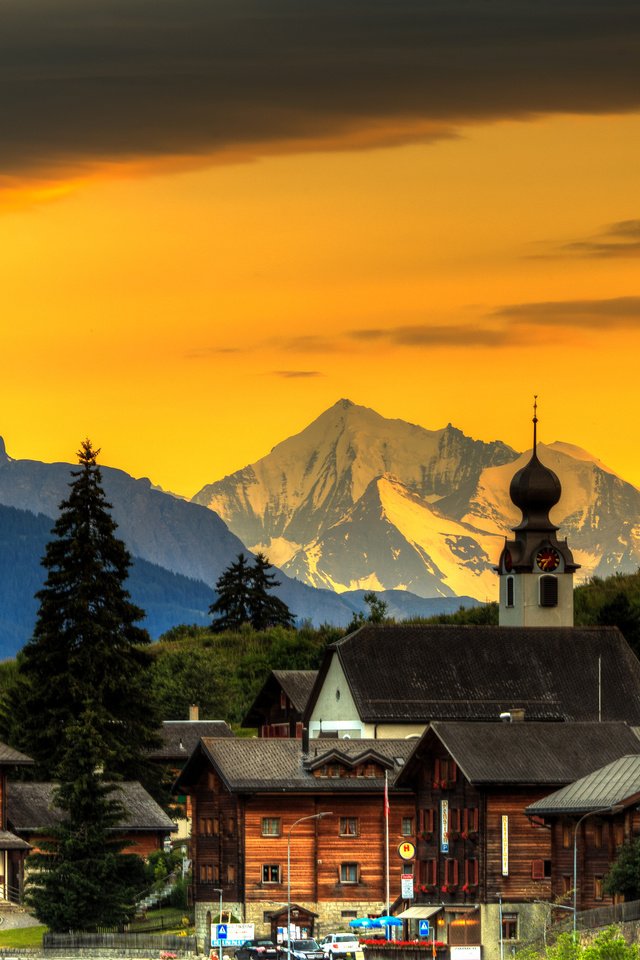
(360, 940, 445, 949)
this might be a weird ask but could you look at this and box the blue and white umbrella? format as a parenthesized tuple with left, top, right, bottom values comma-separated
(348, 919, 382, 929)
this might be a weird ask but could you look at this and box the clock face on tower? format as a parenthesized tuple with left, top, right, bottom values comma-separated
(536, 547, 560, 572)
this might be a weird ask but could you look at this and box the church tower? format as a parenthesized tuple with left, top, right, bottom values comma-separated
(497, 400, 579, 626)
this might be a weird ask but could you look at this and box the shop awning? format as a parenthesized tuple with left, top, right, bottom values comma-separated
(397, 906, 442, 920)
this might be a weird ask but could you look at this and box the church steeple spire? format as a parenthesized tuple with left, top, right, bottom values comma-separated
(496, 401, 579, 627)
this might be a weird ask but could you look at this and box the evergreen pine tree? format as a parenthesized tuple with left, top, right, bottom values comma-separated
(209, 552, 295, 631)
(26, 706, 146, 931)
(248, 553, 295, 630)
(209, 552, 253, 632)
(4, 440, 160, 783)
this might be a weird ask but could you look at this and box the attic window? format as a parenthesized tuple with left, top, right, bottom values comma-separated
(336, 689, 341, 702)
(539, 575, 558, 607)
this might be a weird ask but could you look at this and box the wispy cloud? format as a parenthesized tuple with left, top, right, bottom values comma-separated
(492, 296, 640, 327)
(273, 370, 323, 378)
(2, 0, 640, 180)
(534, 219, 640, 259)
(348, 323, 515, 347)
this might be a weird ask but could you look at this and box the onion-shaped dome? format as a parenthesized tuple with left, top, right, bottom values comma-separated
(510, 450, 561, 530)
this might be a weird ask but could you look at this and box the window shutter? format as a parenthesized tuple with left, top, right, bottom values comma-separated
(434, 759, 441, 783)
(531, 859, 544, 880)
(453, 860, 459, 885)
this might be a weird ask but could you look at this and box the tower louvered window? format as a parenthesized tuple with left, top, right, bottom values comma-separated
(539, 575, 558, 607)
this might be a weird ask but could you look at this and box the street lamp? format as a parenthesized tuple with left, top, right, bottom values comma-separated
(213, 887, 223, 960)
(573, 805, 624, 939)
(287, 813, 333, 960)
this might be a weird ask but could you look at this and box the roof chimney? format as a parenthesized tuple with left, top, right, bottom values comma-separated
(189, 704, 199, 721)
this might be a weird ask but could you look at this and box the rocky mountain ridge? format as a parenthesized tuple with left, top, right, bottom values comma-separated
(193, 399, 640, 599)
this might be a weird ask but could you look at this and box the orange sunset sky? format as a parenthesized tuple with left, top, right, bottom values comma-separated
(2, 0, 640, 497)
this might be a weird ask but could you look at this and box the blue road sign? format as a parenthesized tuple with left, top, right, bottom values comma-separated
(217, 925, 228, 940)
(419, 920, 430, 938)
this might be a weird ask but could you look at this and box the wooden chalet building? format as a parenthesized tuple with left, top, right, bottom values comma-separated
(526, 754, 640, 914)
(8, 781, 176, 859)
(242, 671, 318, 738)
(149, 710, 234, 842)
(0, 741, 33, 904)
(394, 721, 640, 960)
(175, 737, 416, 951)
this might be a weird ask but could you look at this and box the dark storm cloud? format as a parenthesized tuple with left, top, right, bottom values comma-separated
(493, 296, 640, 327)
(2, 0, 640, 176)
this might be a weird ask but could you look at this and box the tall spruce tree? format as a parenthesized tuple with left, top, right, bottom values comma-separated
(248, 553, 295, 630)
(5, 440, 160, 782)
(209, 552, 295, 632)
(26, 706, 146, 931)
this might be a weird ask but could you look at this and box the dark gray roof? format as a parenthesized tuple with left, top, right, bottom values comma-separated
(397, 721, 640, 787)
(149, 720, 234, 761)
(273, 671, 318, 713)
(0, 742, 33, 765)
(526, 754, 640, 815)
(310, 625, 640, 723)
(178, 738, 415, 793)
(8, 782, 176, 833)
(242, 671, 317, 727)
(0, 830, 31, 850)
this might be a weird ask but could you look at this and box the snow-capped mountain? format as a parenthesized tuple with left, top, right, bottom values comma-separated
(193, 400, 640, 600)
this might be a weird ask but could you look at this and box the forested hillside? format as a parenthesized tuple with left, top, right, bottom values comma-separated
(1, 572, 638, 732)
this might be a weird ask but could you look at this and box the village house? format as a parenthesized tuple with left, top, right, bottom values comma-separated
(526, 754, 640, 914)
(175, 737, 416, 949)
(0, 741, 33, 905)
(149, 707, 234, 840)
(242, 671, 318, 739)
(8, 780, 176, 859)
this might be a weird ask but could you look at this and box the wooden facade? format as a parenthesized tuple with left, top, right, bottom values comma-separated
(409, 752, 553, 907)
(177, 737, 416, 935)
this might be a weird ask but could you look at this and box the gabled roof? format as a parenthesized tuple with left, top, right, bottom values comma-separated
(242, 670, 317, 727)
(0, 742, 33, 765)
(305, 625, 640, 724)
(149, 720, 234, 761)
(8, 782, 176, 833)
(526, 754, 640, 816)
(176, 738, 415, 794)
(396, 721, 640, 787)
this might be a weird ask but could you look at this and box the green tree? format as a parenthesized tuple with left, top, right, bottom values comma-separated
(209, 553, 295, 632)
(2, 440, 160, 783)
(344, 591, 391, 633)
(209, 553, 253, 632)
(26, 707, 146, 931)
(249, 553, 295, 630)
(604, 836, 640, 900)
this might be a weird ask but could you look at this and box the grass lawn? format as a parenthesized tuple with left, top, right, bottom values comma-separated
(0, 924, 46, 948)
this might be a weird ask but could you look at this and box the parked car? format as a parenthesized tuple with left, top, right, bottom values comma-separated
(281, 940, 324, 960)
(235, 940, 281, 960)
(319, 934, 365, 959)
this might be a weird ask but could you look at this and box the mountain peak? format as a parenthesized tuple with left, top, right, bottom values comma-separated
(0, 437, 10, 463)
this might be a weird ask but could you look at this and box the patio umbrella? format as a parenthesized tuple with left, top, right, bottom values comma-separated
(349, 919, 382, 929)
(377, 917, 403, 927)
